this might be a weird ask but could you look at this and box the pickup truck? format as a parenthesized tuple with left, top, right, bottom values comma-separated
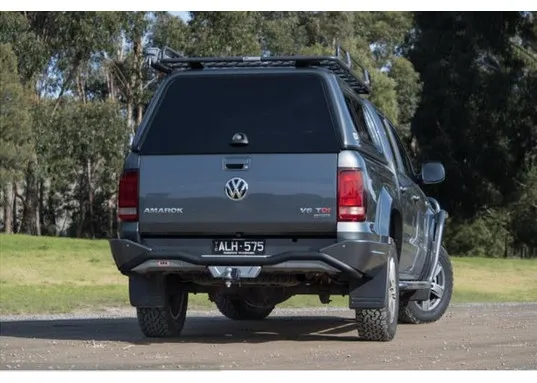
(109, 45, 453, 342)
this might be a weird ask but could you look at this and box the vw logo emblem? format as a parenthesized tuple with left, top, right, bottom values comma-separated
(225, 177, 248, 201)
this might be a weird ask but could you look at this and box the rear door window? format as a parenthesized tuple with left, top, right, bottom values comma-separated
(139, 73, 341, 155)
(344, 95, 373, 144)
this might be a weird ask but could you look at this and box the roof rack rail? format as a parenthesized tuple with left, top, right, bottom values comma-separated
(143, 44, 372, 94)
(143, 46, 184, 73)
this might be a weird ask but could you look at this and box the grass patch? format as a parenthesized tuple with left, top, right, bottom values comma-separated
(451, 257, 537, 303)
(1, 285, 129, 315)
(1, 234, 536, 315)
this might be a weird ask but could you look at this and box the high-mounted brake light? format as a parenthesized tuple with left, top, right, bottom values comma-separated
(118, 170, 139, 222)
(337, 168, 366, 222)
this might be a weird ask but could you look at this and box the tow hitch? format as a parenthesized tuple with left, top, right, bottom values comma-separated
(208, 266, 262, 287)
(222, 267, 241, 287)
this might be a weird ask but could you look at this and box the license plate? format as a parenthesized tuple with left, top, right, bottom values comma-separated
(212, 239, 266, 255)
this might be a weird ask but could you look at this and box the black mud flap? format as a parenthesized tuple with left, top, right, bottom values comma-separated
(129, 274, 166, 308)
(348, 242, 396, 310)
(348, 269, 387, 309)
(402, 288, 431, 302)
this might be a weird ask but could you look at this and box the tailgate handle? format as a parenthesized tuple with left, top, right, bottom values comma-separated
(223, 158, 250, 171)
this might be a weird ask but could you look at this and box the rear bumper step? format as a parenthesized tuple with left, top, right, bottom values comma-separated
(109, 237, 395, 281)
(399, 281, 432, 290)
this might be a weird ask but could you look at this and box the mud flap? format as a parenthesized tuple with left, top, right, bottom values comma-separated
(129, 274, 166, 308)
(348, 267, 387, 309)
(402, 288, 431, 302)
(348, 241, 396, 310)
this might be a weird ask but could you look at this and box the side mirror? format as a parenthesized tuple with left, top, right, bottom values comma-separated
(421, 162, 445, 184)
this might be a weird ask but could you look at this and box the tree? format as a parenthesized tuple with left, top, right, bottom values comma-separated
(257, 12, 308, 55)
(388, 56, 422, 135)
(510, 165, 537, 257)
(0, 43, 33, 233)
(44, 100, 128, 237)
(0, 10, 533, 257)
(0, 11, 132, 236)
(409, 11, 536, 256)
(186, 12, 262, 56)
(150, 12, 189, 52)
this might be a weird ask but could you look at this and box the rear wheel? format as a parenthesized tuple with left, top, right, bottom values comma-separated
(355, 249, 399, 341)
(398, 247, 453, 324)
(136, 289, 188, 338)
(213, 293, 275, 321)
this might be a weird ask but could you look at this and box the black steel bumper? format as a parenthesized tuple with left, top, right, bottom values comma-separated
(109, 237, 395, 280)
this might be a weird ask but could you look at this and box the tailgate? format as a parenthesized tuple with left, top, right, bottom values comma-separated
(139, 154, 338, 236)
(134, 70, 342, 238)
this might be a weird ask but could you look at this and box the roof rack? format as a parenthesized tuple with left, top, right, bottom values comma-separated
(143, 44, 372, 94)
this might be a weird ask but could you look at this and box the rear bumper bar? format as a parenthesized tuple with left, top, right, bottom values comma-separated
(109, 237, 395, 281)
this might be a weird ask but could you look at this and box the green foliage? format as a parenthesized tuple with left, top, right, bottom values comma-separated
(355, 11, 413, 64)
(509, 166, 537, 254)
(0, 43, 33, 188)
(150, 12, 189, 52)
(388, 56, 422, 132)
(0, 12, 49, 84)
(445, 210, 510, 258)
(258, 12, 308, 55)
(43, 100, 129, 237)
(316, 11, 356, 47)
(368, 69, 399, 124)
(186, 12, 262, 56)
(0, 11, 535, 257)
(409, 12, 536, 256)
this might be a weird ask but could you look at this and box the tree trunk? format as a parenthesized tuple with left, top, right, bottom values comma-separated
(76, 71, 84, 103)
(51, 54, 82, 116)
(136, 34, 144, 129)
(46, 188, 57, 236)
(87, 159, 95, 238)
(126, 99, 134, 133)
(504, 231, 509, 258)
(136, 104, 143, 126)
(119, 27, 145, 133)
(39, 178, 46, 232)
(20, 159, 41, 236)
(108, 194, 115, 238)
(13, 182, 20, 233)
(3, 183, 14, 234)
(106, 67, 117, 101)
(76, 172, 86, 238)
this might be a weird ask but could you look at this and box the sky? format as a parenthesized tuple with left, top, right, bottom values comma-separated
(169, 11, 190, 21)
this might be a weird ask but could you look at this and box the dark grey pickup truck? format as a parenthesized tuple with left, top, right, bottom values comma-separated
(109, 46, 453, 342)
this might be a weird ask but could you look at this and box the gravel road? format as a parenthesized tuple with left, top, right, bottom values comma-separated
(1, 303, 536, 370)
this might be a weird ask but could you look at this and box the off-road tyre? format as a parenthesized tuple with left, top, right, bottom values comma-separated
(355, 248, 399, 341)
(136, 290, 188, 338)
(213, 293, 275, 321)
(398, 247, 453, 324)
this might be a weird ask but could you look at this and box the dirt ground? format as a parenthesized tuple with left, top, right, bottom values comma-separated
(1, 303, 536, 370)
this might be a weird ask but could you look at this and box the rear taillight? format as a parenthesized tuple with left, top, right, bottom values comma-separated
(337, 168, 366, 222)
(118, 170, 139, 222)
